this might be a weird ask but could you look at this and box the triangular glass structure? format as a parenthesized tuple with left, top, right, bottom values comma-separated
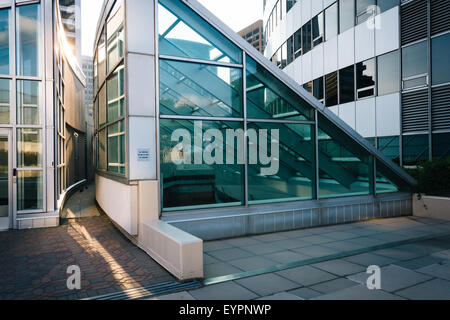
(157, 0, 415, 211)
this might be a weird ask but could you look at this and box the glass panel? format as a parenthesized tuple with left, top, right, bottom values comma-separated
(318, 114, 373, 198)
(17, 128, 42, 168)
(376, 160, 410, 194)
(339, 65, 355, 104)
(433, 133, 450, 159)
(17, 80, 41, 125)
(377, 50, 399, 96)
(0, 135, 7, 217)
(294, 29, 302, 58)
(16, 4, 41, 77)
(378, 136, 400, 164)
(281, 42, 287, 68)
(340, 0, 355, 34)
(356, 58, 376, 99)
(356, 0, 376, 25)
(287, 36, 294, 65)
(313, 77, 324, 101)
(97, 29, 106, 86)
(432, 33, 450, 85)
(402, 40, 428, 80)
(108, 120, 125, 174)
(403, 134, 429, 166)
(287, 0, 297, 12)
(106, 0, 124, 72)
(302, 21, 311, 54)
(246, 56, 314, 120)
(0, 8, 10, 75)
(18, 170, 43, 211)
(366, 137, 376, 146)
(312, 13, 324, 47)
(160, 119, 244, 210)
(378, 0, 398, 13)
(98, 129, 107, 170)
(325, 2, 338, 41)
(160, 59, 243, 118)
(98, 85, 106, 127)
(158, 0, 242, 64)
(0, 79, 10, 124)
(107, 63, 125, 122)
(303, 81, 312, 94)
(325, 71, 338, 107)
(248, 122, 314, 204)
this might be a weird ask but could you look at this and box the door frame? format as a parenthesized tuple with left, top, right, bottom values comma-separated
(0, 128, 13, 230)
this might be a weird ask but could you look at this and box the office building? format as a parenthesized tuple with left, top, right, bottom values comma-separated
(238, 20, 265, 53)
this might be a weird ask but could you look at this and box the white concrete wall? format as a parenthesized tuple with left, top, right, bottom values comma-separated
(413, 195, 450, 221)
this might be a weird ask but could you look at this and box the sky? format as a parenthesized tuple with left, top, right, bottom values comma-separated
(81, 0, 263, 57)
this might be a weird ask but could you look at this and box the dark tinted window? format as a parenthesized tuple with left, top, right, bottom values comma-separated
(356, 58, 376, 99)
(325, 71, 338, 107)
(302, 21, 311, 54)
(287, 36, 294, 65)
(303, 81, 312, 94)
(378, 0, 398, 13)
(312, 13, 324, 47)
(281, 42, 287, 68)
(403, 134, 429, 166)
(433, 133, 450, 158)
(378, 136, 400, 164)
(339, 65, 355, 104)
(377, 50, 399, 96)
(340, 0, 355, 33)
(432, 33, 450, 85)
(313, 77, 324, 101)
(294, 29, 302, 58)
(402, 40, 428, 89)
(325, 2, 338, 41)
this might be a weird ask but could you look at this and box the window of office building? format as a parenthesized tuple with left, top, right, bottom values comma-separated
(286, 0, 297, 12)
(325, 2, 338, 41)
(377, 50, 400, 96)
(339, 65, 355, 104)
(313, 77, 324, 101)
(0, 8, 10, 75)
(433, 133, 450, 159)
(356, 0, 376, 25)
(16, 4, 41, 77)
(356, 58, 376, 99)
(17, 80, 41, 125)
(378, 136, 400, 164)
(340, 0, 355, 34)
(281, 42, 287, 68)
(0, 79, 10, 124)
(106, 2, 124, 73)
(287, 36, 294, 65)
(432, 33, 450, 86)
(303, 81, 312, 94)
(402, 40, 428, 90)
(294, 29, 302, 58)
(325, 71, 338, 107)
(378, 0, 398, 13)
(403, 134, 429, 166)
(302, 21, 311, 55)
(312, 12, 324, 47)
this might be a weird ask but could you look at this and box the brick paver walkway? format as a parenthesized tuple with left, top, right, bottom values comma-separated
(0, 214, 174, 300)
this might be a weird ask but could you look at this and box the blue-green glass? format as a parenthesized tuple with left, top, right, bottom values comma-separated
(433, 133, 450, 159)
(0, 9, 10, 75)
(17, 170, 43, 211)
(160, 119, 244, 211)
(16, 4, 40, 77)
(318, 114, 373, 198)
(402, 134, 429, 166)
(432, 33, 450, 85)
(0, 79, 10, 124)
(378, 136, 400, 165)
(107, 120, 125, 174)
(107, 63, 125, 122)
(246, 56, 314, 120)
(247, 122, 315, 204)
(158, 0, 242, 64)
(376, 160, 410, 194)
(159, 59, 243, 117)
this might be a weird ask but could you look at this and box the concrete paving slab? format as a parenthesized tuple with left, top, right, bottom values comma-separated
(240, 243, 284, 255)
(208, 248, 253, 261)
(347, 265, 432, 292)
(393, 256, 445, 270)
(343, 252, 398, 267)
(204, 262, 244, 278)
(322, 231, 360, 241)
(372, 247, 427, 261)
(203, 241, 234, 252)
(299, 235, 335, 245)
(312, 285, 404, 300)
(322, 240, 367, 251)
(263, 251, 311, 264)
(288, 287, 322, 300)
(224, 237, 263, 247)
(271, 238, 313, 250)
(396, 279, 450, 300)
(431, 250, 450, 261)
(188, 282, 258, 300)
(236, 273, 300, 296)
(417, 261, 450, 281)
(203, 254, 221, 265)
(276, 266, 337, 286)
(150, 292, 196, 300)
(229, 256, 278, 271)
(312, 259, 366, 276)
(256, 292, 303, 300)
(251, 233, 290, 242)
(292, 245, 341, 258)
(310, 278, 359, 294)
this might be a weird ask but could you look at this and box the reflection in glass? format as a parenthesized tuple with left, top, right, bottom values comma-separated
(339, 65, 355, 104)
(325, 72, 338, 107)
(107, 0, 124, 72)
(377, 50, 399, 96)
(98, 85, 106, 127)
(325, 2, 338, 41)
(402, 134, 429, 166)
(97, 29, 106, 86)
(107, 63, 125, 122)
(160, 119, 244, 210)
(108, 120, 125, 174)
(356, 58, 376, 99)
(158, 0, 242, 64)
(0, 135, 7, 217)
(356, 0, 376, 24)
(312, 13, 324, 47)
(302, 21, 311, 54)
(339, 0, 355, 34)
(246, 56, 314, 120)
(313, 77, 324, 101)
(17, 128, 42, 168)
(294, 29, 302, 58)
(402, 40, 428, 89)
(160, 59, 243, 118)
(432, 33, 450, 85)
(0, 79, 10, 124)
(18, 170, 43, 211)
(0, 9, 10, 75)
(318, 114, 373, 198)
(17, 80, 41, 125)
(16, 4, 41, 77)
(98, 129, 106, 170)
(248, 122, 314, 204)
(376, 160, 410, 194)
(378, 136, 400, 164)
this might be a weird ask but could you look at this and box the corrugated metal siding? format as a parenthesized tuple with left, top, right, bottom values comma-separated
(432, 85, 450, 131)
(401, 0, 428, 45)
(402, 89, 429, 132)
(431, 0, 450, 35)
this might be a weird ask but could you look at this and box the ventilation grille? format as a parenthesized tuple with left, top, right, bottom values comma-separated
(402, 89, 429, 133)
(432, 85, 450, 131)
(401, 0, 428, 45)
(431, 0, 450, 35)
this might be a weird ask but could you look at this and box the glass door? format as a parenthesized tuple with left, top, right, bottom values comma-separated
(0, 129, 11, 230)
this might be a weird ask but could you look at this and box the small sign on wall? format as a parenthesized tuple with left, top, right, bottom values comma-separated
(137, 148, 150, 162)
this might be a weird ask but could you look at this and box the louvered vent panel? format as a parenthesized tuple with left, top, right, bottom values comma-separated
(401, 0, 428, 45)
(402, 89, 429, 132)
(431, 0, 450, 35)
(432, 85, 450, 131)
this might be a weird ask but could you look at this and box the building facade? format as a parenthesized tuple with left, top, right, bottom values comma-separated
(94, 0, 415, 280)
(238, 20, 265, 53)
(0, 0, 86, 231)
(59, 0, 81, 60)
(264, 0, 450, 167)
